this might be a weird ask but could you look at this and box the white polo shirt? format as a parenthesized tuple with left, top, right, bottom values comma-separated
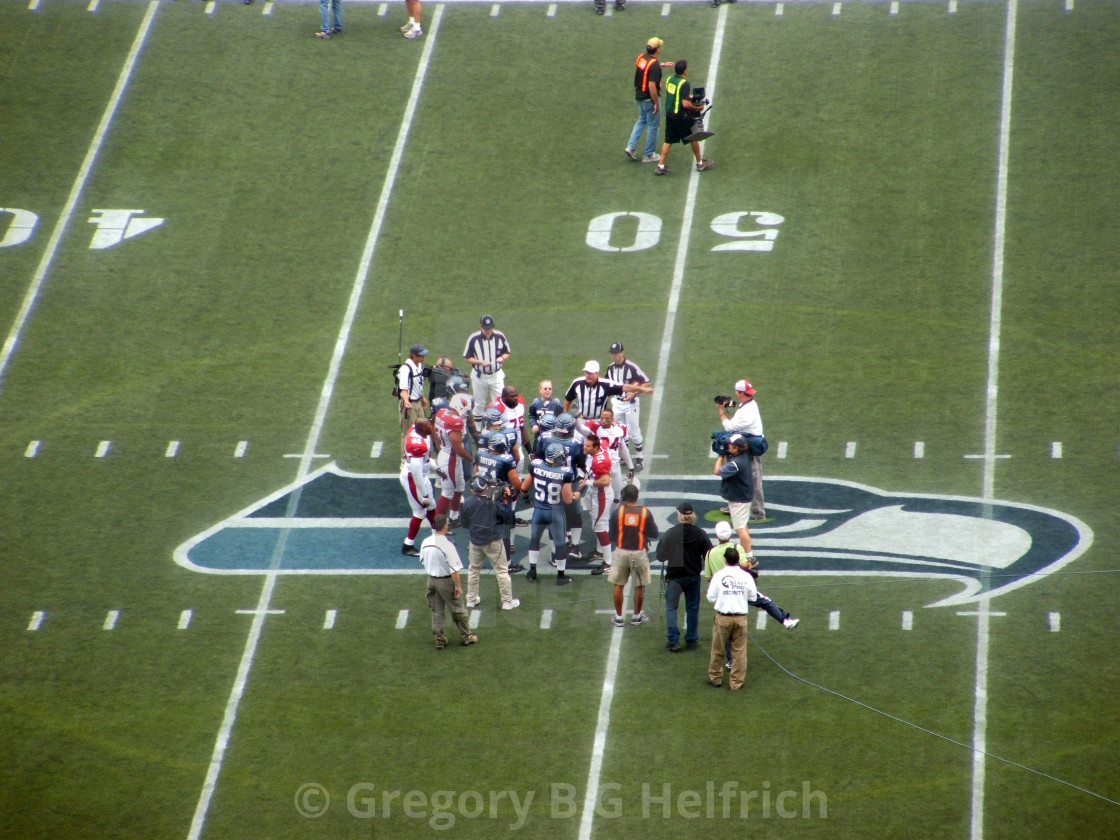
(419, 533, 464, 577)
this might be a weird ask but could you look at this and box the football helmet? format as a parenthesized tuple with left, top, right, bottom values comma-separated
(554, 412, 575, 438)
(483, 407, 504, 427)
(487, 431, 509, 454)
(448, 392, 473, 417)
(545, 442, 566, 466)
(447, 375, 470, 394)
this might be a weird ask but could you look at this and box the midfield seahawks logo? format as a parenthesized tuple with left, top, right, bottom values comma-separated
(175, 465, 1090, 608)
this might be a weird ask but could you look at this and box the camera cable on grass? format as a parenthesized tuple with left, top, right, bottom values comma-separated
(746, 632, 1120, 808)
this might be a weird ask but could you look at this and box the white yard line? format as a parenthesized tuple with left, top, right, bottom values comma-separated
(185, 8, 446, 840)
(578, 8, 730, 840)
(0, 1, 159, 393)
(971, 2, 1018, 838)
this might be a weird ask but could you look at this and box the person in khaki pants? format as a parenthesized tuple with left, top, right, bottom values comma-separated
(705, 546, 756, 690)
(458, 478, 520, 611)
(419, 514, 477, 649)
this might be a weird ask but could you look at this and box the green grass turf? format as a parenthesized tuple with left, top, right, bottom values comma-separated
(1, 1, 1118, 838)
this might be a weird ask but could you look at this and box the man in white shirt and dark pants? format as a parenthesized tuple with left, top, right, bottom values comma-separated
(419, 514, 478, 649)
(705, 545, 756, 690)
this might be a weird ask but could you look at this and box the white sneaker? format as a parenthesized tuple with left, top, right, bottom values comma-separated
(400, 20, 413, 31)
(466, 597, 481, 609)
(641, 154, 660, 163)
(630, 612, 651, 626)
(403, 25, 423, 39)
(783, 617, 800, 630)
(501, 599, 521, 611)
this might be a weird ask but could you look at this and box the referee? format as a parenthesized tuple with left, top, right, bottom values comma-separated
(564, 360, 652, 420)
(463, 314, 511, 425)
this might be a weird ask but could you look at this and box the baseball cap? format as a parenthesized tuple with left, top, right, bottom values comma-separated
(409, 343, 429, 356)
(470, 476, 488, 493)
(646, 37, 663, 50)
(584, 360, 600, 374)
(728, 433, 746, 448)
(480, 314, 495, 328)
(609, 342, 624, 354)
(715, 521, 734, 541)
(676, 501, 694, 515)
(734, 379, 756, 396)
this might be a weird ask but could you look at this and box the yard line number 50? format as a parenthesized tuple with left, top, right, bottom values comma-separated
(586, 211, 785, 253)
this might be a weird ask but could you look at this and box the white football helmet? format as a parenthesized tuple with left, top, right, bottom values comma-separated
(448, 392, 473, 418)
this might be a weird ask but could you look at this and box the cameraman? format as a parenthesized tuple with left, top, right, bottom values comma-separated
(460, 476, 519, 611)
(714, 433, 756, 559)
(654, 59, 712, 176)
(717, 379, 765, 519)
(398, 343, 429, 456)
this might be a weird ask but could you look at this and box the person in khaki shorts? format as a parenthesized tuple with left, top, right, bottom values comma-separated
(606, 484, 660, 627)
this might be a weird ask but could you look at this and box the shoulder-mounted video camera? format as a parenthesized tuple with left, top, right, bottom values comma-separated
(684, 87, 714, 143)
(714, 394, 739, 410)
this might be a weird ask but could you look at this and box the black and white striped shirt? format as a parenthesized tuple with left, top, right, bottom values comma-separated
(565, 376, 625, 420)
(463, 330, 511, 375)
(606, 359, 650, 403)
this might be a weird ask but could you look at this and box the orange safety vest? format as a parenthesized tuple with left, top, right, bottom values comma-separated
(635, 53, 656, 96)
(618, 504, 650, 550)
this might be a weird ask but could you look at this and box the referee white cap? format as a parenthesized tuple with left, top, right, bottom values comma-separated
(584, 360, 600, 374)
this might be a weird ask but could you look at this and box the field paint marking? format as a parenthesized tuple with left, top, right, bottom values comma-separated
(0, 1, 159, 394)
(378, 3, 388, 15)
(262, 1, 273, 14)
(755, 610, 767, 630)
(104, 610, 120, 630)
(179, 609, 193, 630)
(234, 441, 248, 458)
(949, 0, 958, 12)
(914, 441, 925, 459)
(235, 608, 285, 616)
(1048, 611, 1060, 632)
(1050, 441, 1062, 459)
(776, 440, 788, 459)
(890, 0, 899, 14)
(96, 440, 111, 458)
(971, 2, 1018, 838)
(205, 1, 215, 15)
(490, 3, 499, 15)
(547, 3, 556, 15)
(166, 440, 180, 458)
(469, 610, 481, 630)
(395, 609, 409, 629)
(371, 441, 384, 458)
(28, 611, 45, 631)
(579, 10, 730, 840)
(324, 609, 337, 629)
(29, 0, 40, 10)
(88, 0, 99, 11)
(844, 441, 856, 459)
(902, 610, 913, 630)
(604, 5, 612, 16)
(775, 3, 783, 15)
(828, 610, 840, 630)
(832, 2, 841, 16)
(661, 2, 670, 15)
(25, 440, 40, 458)
(1064, 0, 1073, 10)
(540, 609, 553, 630)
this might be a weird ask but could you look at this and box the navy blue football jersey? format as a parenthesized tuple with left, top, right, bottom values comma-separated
(527, 459, 574, 510)
(476, 449, 517, 485)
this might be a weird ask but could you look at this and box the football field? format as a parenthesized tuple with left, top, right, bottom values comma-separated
(1, 0, 1118, 838)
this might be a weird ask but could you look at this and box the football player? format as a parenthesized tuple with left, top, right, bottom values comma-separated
(433, 393, 475, 526)
(582, 433, 615, 575)
(399, 418, 437, 556)
(521, 443, 576, 586)
(580, 408, 634, 505)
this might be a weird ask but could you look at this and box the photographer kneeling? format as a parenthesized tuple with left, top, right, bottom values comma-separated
(713, 433, 755, 560)
(654, 59, 712, 176)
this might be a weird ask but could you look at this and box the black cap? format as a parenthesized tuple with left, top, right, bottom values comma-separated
(610, 342, 624, 354)
(676, 501, 694, 515)
(480, 315, 495, 328)
(409, 344, 429, 356)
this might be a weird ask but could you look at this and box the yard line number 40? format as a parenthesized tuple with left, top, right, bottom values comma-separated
(586, 211, 785, 253)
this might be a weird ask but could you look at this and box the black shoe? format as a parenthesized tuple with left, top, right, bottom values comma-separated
(706, 678, 722, 688)
(508, 563, 525, 574)
(667, 642, 682, 652)
(568, 548, 584, 562)
(556, 575, 572, 587)
(633, 458, 644, 473)
(401, 543, 420, 557)
(526, 566, 538, 581)
(686, 641, 698, 651)
(615, 1, 625, 8)
(515, 517, 530, 527)
(590, 563, 611, 576)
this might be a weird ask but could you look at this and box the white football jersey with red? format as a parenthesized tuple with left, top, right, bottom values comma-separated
(489, 395, 526, 433)
(586, 420, 628, 467)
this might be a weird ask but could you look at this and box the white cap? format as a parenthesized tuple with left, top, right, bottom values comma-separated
(715, 521, 734, 541)
(584, 360, 600, 374)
